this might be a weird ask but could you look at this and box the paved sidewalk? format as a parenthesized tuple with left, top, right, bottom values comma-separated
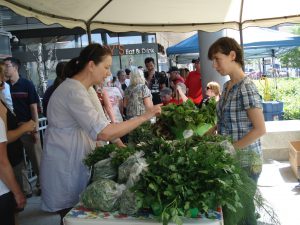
(257, 160, 300, 225)
(17, 195, 59, 225)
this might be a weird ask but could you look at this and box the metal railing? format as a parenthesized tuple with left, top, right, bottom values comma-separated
(25, 117, 48, 182)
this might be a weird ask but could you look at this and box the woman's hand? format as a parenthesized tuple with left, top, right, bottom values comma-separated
(20, 120, 36, 133)
(176, 85, 182, 93)
(14, 192, 26, 209)
(144, 104, 162, 120)
(115, 138, 126, 148)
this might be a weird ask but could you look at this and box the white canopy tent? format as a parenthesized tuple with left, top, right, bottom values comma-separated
(0, 0, 300, 41)
(1, 0, 299, 116)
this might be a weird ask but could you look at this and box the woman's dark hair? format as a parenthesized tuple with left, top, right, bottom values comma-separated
(53, 61, 67, 88)
(208, 37, 244, 68)
(64, 44, 112, 78)
(125, 68, 131, 75)
(116, 70, 125, 78)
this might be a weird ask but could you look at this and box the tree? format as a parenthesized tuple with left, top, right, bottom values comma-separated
(279, 25, 300, 77)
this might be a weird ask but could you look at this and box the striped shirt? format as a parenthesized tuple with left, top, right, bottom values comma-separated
(217, 76, 263, 169)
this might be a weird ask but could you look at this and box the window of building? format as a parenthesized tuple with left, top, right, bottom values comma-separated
(81, 33, 103, 47)
(119, 36, 142, 44)
(106, 33, 119, 45)
(43, 36, 77, 49)
(146, 34, 156, 43)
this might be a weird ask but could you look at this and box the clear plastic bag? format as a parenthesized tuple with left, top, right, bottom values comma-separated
(81, 179, 126, 211)
(92, 158, 117, 181)
(118, 151, 148, 186)
(220, 140, 236, 155)
(119, 189, 138, 215)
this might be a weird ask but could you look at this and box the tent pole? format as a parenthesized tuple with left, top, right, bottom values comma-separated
(239, 23, 245, 71)
(239, 0, 245, 70)
(86, 23, 92, 44)
(239, 24, 244, 48)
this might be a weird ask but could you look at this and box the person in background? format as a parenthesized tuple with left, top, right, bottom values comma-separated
(124, 68, 153, 119)
(158, 71, 169, 90)
(0, 64, 36, 225)
(40, 44, 161, 224)
(179, 68, 189, 80)
(42, 61, 67, 117)
(103, 76, 128, 143)
(160, 83, 188, 106)
(159, 87, 173, 106)
(124, 68, 131, 87)
(4, 57, 42, 196)
(95, 85, 117, 124)
(208, 37, 266, 181)
(198, 81, 221, 108)
(172, 82, 189, 105)
(137, 65, 144, 71)
(168, 66, 185, 98)
(168, 66, 185, 87)
(144, 57, 167, 105)
(184, 68, 190, 76)
(185, 58, 203, 105)
(111, 75, 123, 95)
(0, 101, 26, 225)
(0, 62, 36, 200)
(115, 70, 127, 93)
(103, 77, 124, 123)
(0, 62, 13, 112)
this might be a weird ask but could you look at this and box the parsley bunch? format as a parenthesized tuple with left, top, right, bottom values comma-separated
(133, 136, 253, 225)
(152, 99, 217, 139)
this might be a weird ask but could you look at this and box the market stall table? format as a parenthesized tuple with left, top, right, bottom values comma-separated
(64, 204, 223, 225)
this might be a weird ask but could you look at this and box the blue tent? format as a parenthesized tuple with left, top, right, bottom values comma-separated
(167, 34, 200, 55)
(166, 27, 300, 59)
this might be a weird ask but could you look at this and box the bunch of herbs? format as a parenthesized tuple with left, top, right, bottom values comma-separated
(132, 136, 252, 225)
(152, 99, 217, 139)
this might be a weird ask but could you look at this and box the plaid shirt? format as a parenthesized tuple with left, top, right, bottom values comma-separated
(217, 76, 263, 169)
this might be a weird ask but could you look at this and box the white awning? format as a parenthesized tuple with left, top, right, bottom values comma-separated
(0, 0, 299, 32)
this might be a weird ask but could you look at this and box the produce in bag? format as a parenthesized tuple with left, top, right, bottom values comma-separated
(81, 179, 126, 211)
(219, 140, 236, 155)
(92, 158, 117, 181)
(118, 151, 147, 185)
(119, 189, 138, 215)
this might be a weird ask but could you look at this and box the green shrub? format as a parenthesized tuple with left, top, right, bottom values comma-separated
(253, 78, 300, 120)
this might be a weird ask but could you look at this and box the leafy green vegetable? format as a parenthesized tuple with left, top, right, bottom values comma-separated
(152, 99, 217, 139)
(132, 136, 251, 225)
(83, 100, 279, 225)
(81, 179, 125, 211)
(84, 144, 136, 168)
(127, 122, 153, 146)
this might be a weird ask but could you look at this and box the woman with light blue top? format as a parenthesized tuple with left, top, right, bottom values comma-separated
(40, 44, 161, 225)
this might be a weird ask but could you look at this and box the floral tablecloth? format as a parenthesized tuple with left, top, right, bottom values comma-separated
(64, 204, 223, 225)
